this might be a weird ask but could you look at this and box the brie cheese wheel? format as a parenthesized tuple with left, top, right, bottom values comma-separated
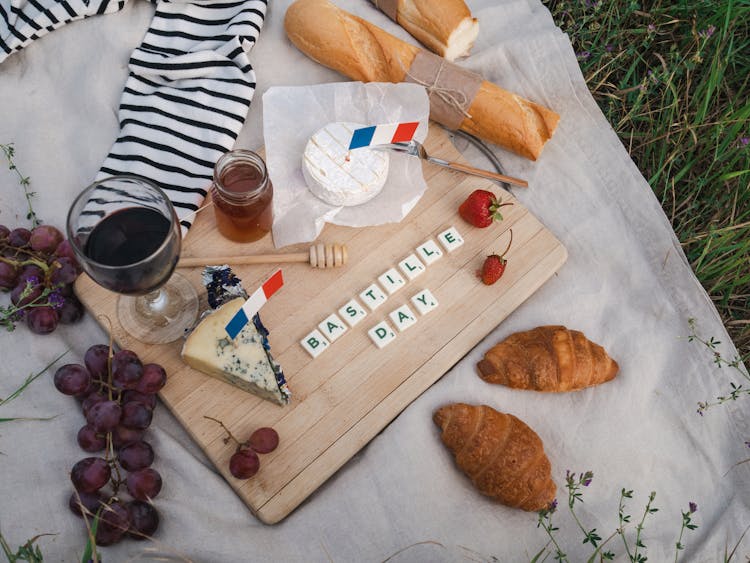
(302, 121, 390, 206)
(181, 297, 290, 406)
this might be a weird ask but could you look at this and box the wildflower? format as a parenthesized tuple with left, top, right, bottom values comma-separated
(48, 290, 65, 310)
(689, 502, 698, 513)
(699, 25, 716, 39)
(740, 137, 749, 147)
(582, 474, 593, 487)
(648, 24, 656, 33)
(577, 51, 591, 60)
(605, 44, 614, 52)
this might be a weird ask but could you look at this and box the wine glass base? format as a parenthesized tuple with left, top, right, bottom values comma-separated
(117, 272, 200, 345)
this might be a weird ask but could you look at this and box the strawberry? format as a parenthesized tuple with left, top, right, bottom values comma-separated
(458, 189, 512, 228)
(479, 230, 513, 285)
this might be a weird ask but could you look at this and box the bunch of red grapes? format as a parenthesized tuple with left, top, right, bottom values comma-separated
(0, 223, 83, 334)
(55, 344, 165, 546)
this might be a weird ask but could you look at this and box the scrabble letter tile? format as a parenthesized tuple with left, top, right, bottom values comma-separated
(318, 313, 348, 342)
(301, 329, 330, 358)
(338, 298, 367, 328)
(398, 253, 426, 281)
(411, 288, 439, 315)
(377, 268, 406, 295)
(437, 226, 464, 252)
(367, 320, 397, 349)
(389, 304, 417, 332)
(416, 239, 443, 266)
(359, 283, 388, 311)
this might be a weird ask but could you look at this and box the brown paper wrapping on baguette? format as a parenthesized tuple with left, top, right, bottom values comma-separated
(371, 0, 479, 61)
(433, 403, 556, 511)
(284, 0, 559, 160)
(477, 325, 619, 392)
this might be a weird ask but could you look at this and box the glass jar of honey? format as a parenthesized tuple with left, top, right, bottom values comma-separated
(210, 149, 273, 243)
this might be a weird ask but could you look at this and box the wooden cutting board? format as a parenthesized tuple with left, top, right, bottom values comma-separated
(75, 126, 566, 524)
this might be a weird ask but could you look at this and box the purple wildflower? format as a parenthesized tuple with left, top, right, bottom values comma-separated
(699, 25, 716, 39)
(583, 475, 593, 487)
(606, 44, 614, 52)
(689, 502, 698, 513)
(740, 137, 749, 146)
(549, 499, 558, 512)
(648, 24, 656, 33)
(48, 290, 65, 310)
(577, 51, 591, 60)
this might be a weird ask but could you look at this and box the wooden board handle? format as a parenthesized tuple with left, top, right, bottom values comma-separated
(177, 243, 348, 269)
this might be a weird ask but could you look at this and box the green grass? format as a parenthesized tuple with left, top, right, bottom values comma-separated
(542, 0, 750, 359)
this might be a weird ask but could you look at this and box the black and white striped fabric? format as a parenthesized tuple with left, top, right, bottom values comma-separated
(1, 0, 266, 233)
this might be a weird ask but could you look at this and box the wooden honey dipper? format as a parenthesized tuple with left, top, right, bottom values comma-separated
(177, 243, 348, 269)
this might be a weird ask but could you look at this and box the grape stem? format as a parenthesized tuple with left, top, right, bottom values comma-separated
(203, 415, 243, 448)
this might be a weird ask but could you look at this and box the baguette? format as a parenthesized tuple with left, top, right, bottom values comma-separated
(370, 0, 479, 61)
(284, 0, 559, 160)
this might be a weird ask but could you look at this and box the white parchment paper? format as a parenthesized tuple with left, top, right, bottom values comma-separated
(262, 82, 430, 248)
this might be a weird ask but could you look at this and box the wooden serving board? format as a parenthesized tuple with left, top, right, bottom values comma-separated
(75, 126, 567, 524)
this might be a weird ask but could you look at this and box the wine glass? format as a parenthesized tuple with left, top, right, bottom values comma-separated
(67, 175, 199, 344)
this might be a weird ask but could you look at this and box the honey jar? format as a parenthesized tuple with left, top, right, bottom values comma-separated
(210, 149, 273, 243)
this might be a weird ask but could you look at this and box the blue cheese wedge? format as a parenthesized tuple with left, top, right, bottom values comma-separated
(302, 121, 390, 206)
(181, 297, 290, 406)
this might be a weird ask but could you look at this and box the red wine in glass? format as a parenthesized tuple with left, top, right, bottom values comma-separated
(67, 175, 198, 344)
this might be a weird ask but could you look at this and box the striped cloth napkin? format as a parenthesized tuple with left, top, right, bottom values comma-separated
(0, 0, 266, 232)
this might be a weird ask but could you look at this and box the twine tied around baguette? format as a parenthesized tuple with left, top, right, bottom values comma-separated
(400, 51, 480, 129)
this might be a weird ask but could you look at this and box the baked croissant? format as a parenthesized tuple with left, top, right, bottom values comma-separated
(433, 403, 555, 511)
(477, 325, 619, 392)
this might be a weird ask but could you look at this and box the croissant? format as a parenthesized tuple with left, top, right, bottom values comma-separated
(477, 325, 619, 392)
(433, 403, 556, 511)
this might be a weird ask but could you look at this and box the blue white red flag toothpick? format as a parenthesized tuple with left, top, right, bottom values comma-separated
(348, 122, 419, 150)
(225, 269, 284, 339)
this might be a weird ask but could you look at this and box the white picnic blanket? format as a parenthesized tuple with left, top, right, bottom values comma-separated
(0, 0, 747, 561)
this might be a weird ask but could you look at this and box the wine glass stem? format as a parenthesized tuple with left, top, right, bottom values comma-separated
(144, 288, 169, 315)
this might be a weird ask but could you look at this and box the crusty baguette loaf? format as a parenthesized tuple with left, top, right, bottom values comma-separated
(433, 403, 556, 511)
(477, 325, 619, 392)
(371, 0, 479, 61)
(284, 0, 559, 160)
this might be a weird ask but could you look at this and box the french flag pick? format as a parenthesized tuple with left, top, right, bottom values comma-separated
(225, 269, 284, 339)
(348, 121, 420, 150)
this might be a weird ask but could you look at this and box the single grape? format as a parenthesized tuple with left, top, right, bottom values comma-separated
(135, 363, 167, 394)
(54, 239, 80, 268)
(58, 296, 84, 324)
(18, 264, 44, 285)
(86, 400, 122, 433)
(229, 449, 260, 479)
(71, 457, 111, 493)
(7, 227, 31, 248)
(11, 279, 42, 307)
(118, 440, 154, 472)
(112, 425, 145, 449)
(0, 262, 18, 290)
(121, 390, 157, 410)
(68, 490, 107, 518)
(120, 401, 153, 431)
(54, 364, 92, 396)
(81, 392, 107, 418)
(126, 500, 159, 539)
(77, 425, 107, 453)
(95, 502, 130, 546)
(29, 224, 64, 254)
(84, 344, 111, 382)
(50, 257, 78, 285)
(27, 306, 59, 334)
(112, 350, 143, 390)
(247, 427, 279, 454)
(26, 307, 60, 334)
(126, 468, 162, 501)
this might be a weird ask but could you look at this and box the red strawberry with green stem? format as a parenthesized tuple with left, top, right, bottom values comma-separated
(458, 189, 513, 228)
(479, 230, 513, 285)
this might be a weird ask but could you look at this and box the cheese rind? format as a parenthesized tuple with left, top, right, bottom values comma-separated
(181, 298, 290, 405)
(302, 122, 390, 206)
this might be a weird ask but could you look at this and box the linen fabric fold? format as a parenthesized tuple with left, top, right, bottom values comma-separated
(1, 0, 266, 233)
